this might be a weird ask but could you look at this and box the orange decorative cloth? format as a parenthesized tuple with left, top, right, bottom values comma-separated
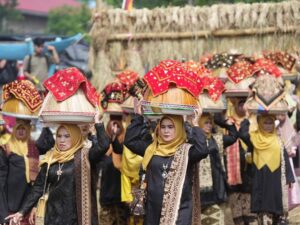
(252, 58, 282, 77)
(2, 80, 42, 112)
(227, 61, 254, 84)
(143, 59, 204, 97)
(43, 67, 100, 107)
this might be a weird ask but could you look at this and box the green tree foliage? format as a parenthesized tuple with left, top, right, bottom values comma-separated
(0, 0, 22, 33)
(47, 4, 91, 36)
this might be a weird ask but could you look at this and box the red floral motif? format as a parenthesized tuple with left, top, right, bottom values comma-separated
(116, 70, 139, 90)
(144, 59, 204, 97)
(201, 76, 225, 101)
(227, 61, 254, 84)
(252, 58, 282, 78)
(263, 51, 296, 71)
(183, 61, 212, 77)
(3, 80, 42, 112)
(43, 67, 100, 107)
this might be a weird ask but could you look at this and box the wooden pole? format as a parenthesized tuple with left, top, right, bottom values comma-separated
(106, 26, 300, 42)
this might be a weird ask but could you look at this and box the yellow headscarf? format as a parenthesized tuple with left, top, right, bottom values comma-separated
(250, 115, 281, 172)
(41, 124, 84, 166)
(142, 115, 187, 170)
(198, 113, 213, 138)
(7, 120, 31, 182)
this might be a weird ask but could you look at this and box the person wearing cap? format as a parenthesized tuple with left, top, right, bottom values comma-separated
(23, 38, 60, 85)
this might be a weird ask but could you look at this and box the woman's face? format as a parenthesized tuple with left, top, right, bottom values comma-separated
(202, 119, 213, 135)
(276, 113, 286, 125)
(110, 120, 121, 136)
(159, 118, 176, 142)
(56, 127, 72, 151)
(234, 98, 246, 117)
(79, 124, 91, 138)
(262, 117, 275, 133)
(15, 125, 27, 140)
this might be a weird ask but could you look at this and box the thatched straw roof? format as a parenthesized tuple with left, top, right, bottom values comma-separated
(89, 1, 300, 91)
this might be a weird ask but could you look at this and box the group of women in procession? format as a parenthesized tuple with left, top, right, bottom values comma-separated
(0, 64, 299, 225)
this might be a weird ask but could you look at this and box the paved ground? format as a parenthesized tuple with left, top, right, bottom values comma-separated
(224, 204, 300, 225)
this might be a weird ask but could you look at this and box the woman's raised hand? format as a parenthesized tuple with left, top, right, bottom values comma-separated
(191, 106, 203, 127)
(94, 107, 104, 124)
(5, 212, 23, 225)
(134, 97, 143, 115)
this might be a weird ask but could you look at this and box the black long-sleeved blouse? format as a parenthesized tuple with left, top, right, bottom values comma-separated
(18, 123, 109, 225)
(124, 115, 208, 225)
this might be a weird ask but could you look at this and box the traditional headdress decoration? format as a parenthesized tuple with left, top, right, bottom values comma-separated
(183, 60, 226, 112)
(263, 51, 296, 72)
(204, 53, 241, 70)
(142, 60, 203, 115)
(225, 60, 255, 97)
(144, 59, 204, 97)
(245, 74, 288, 114)
(40, 67, 100, 123)
(183, 61, 212, 77)
(2, 80, 43, 119)
(252, 58, 282, 78)
(100, 80, 125, 114)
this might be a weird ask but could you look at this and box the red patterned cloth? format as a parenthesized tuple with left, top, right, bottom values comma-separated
(116, 70, 139, 90)
(100, 81, 126, 109)
(226, 141, 242, 186)
(227, 61, 254, 84)
(43, 67, 100, 107)
(183, 61, 224, 101)
(263, 51, 296, 71)
(252, 58, 282, 77)
(183, 61, 212, 77)
(2, 80, 42, 112)
(144, 59, 204, 97)
(201, 76, 225, 101)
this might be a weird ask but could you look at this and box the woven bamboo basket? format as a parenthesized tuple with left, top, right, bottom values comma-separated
(198, 93, 226, 113)
(2, 98, 40, 119)
(143, 87, 198, 115)
(245, 74, 288, 114)
(245, 97, 288, 114)
(105, 102, 124, 115)
(121, 96, 134, 114)
(224, 77, 255, 97)
(279, 67, 298, 81)
(39, 89, 96, 123)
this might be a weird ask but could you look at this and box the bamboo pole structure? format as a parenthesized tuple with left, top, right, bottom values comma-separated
(107, 26, 300, 41)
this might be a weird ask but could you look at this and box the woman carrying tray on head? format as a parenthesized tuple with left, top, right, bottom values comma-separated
(0, 79, 54, 225)
(124, 101, 208, 225)
(0, 119, 53, 225)
(221, 97, 257, 225)
(239, 114, 295, 224)
(6, 111, 110, 225)
(197, 113, 238, 225)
